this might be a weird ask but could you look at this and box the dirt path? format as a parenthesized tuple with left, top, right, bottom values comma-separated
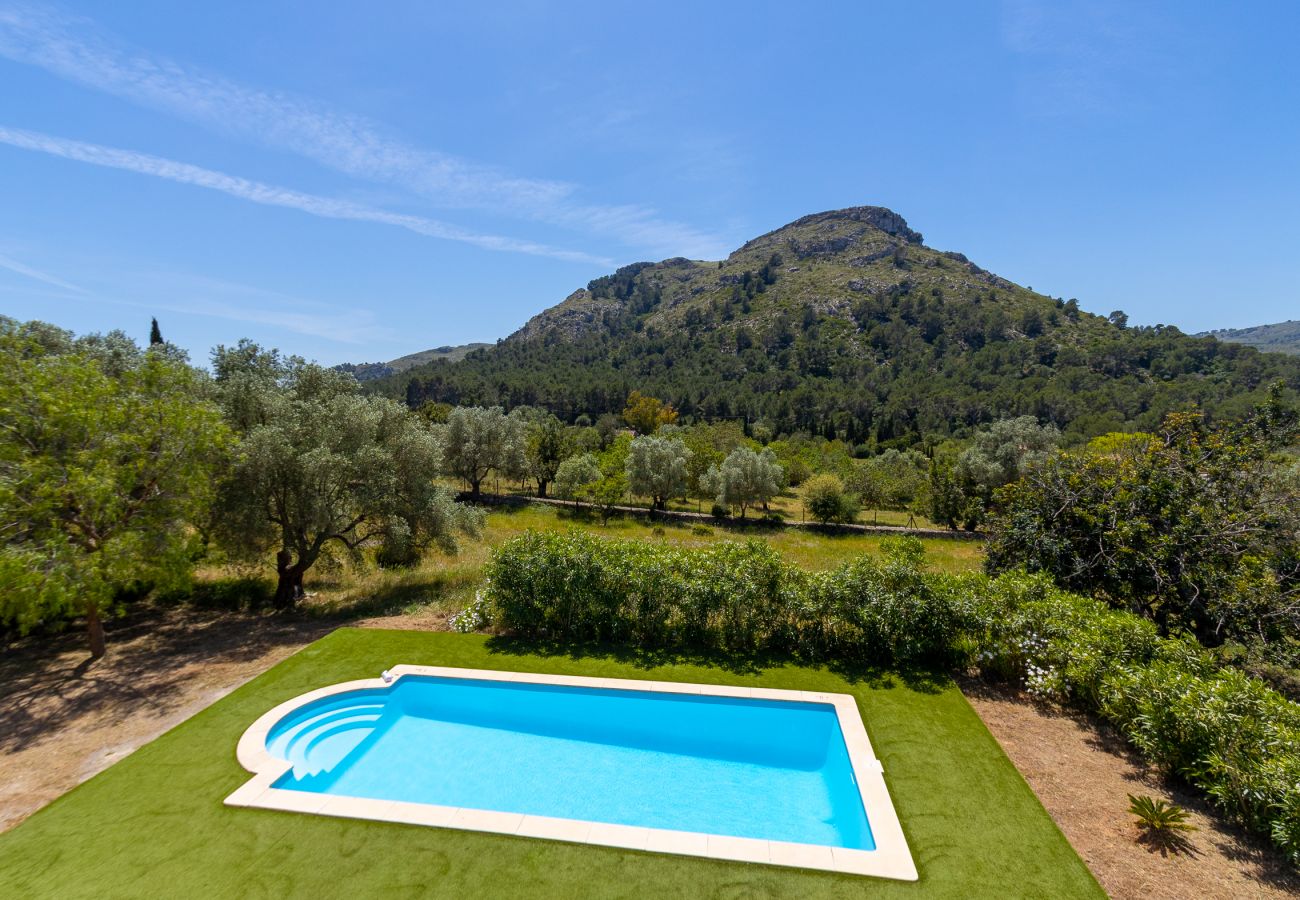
(962, 679, 1299, 899)
(2, 608, 1296, 898)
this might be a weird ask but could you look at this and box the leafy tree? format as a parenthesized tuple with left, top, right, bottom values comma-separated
(679, 421, 747, 503)
(848, 448, 928, 512)
(626, 434, 691, 510)
(935, 416, 1060, 528)
(416, 400, 452, 424)
(0, 322, 228, 656)
(622, 390, 678, 435)
(986, 394, 1300, 645)
(702, 447, 783, 518)
(570, 425, 603, 454)
(519, 411, 570, 497)
(212, 342, 480, 606)
(594, 413, 623, 448)
(149, 317, 164, 346)
(589, 471, 628, 525)
(804, 474, 857, 524)
(927, 457, 980, 530)
(957, 416, 1059, 492)
(553, 453, 601, 504)
(441, 406, 525, 498)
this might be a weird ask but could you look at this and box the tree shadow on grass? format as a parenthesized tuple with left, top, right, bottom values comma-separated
(482, 634, 950, 693)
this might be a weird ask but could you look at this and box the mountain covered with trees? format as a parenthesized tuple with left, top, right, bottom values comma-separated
(1201, 320, 1300, 356)
(336, 342, 492, 382)
(378, 206, 1300, 446)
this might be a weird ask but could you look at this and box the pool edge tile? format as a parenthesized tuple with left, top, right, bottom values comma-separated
(319, 794, 395, 821)
(450, 806, 525, 835)
(516, 814, 593, 843)
(644, 828, 711, 858)
(706, 834, 771, 864)
(768, 840, 837, 871)
(587, 822, 651, 851)
(382, 799, 461, 828)
(256, 787, 331, 815)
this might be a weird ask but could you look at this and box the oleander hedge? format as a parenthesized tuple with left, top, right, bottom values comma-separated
(484, 531, 1300, 866)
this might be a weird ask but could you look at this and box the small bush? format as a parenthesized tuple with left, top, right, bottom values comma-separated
(690, 523, 713, 536)
(450, 591, 492, 633)
(167, 576, 275, 610)
(710, 503, 729, 519)
(804, 474, 857, 524)
(1128, 794, 1196, 852)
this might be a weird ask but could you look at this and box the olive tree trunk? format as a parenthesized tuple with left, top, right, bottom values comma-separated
(274, 548, 309, 608)
(86, 601, 106, 658)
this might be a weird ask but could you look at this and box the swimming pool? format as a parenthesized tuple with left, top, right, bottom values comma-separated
(227, 666, 916, 880)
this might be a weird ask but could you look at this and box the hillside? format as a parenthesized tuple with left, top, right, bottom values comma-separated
(336, 343, 491, 381)
(376, 206, 1300, 445)
(1201, 321, 1300, 356)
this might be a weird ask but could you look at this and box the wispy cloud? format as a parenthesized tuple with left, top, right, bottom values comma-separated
(0, 3, 728, 258)
(146, 297, 396, 347)
(999, 0, 1162, 117)
(110, 270, 404, 346)
(0, 250, 87, 292)
(2, 253, 403, 346)
(0, 125, 614, 266)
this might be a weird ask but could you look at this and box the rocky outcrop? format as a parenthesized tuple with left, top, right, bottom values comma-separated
(734, 205, 923, 257)
(507, 289, 622, 343)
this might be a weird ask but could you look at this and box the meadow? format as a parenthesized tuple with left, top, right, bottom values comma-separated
(247, 502, 985, 623)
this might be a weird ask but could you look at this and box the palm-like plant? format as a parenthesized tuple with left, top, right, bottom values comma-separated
(1128, 794, 1197, 854)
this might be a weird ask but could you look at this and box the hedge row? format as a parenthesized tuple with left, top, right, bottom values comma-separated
(483, 531, 1300, 865)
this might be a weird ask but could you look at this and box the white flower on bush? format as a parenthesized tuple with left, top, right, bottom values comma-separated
(451, 590, 492, 634)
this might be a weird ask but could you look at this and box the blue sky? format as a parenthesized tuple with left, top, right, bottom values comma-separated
(1, 1, 1297, 366)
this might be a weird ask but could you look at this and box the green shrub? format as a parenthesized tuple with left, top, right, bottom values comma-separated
(804, 474, 857, 524)
(690, 523, 713, 536)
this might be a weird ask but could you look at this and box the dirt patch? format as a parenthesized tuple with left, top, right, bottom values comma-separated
(961, 679, 1299, 899)
(0, 605, 334, 831)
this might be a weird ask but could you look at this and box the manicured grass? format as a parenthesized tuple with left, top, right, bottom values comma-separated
(0, 629, 1099, 899)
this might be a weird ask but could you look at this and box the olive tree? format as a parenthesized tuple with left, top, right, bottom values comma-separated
(553, 453, 601, 504)
(441, 406, 525, 498)
(930, 416, 1060, 529)
(212, 342, 480, 606)
(957, 416, 1059, 493)
(702, 447, 783, 518)
(0, 320, 229, 656)
(626, 435, 691, 510)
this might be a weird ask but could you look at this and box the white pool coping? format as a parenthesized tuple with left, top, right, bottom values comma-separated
(226, 664, 918, 881)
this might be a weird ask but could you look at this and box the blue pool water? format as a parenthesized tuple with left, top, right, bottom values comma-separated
(266, 676, 875, 849)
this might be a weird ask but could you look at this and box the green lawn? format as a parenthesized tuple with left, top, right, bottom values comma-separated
(0, 629, 1100, 899)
